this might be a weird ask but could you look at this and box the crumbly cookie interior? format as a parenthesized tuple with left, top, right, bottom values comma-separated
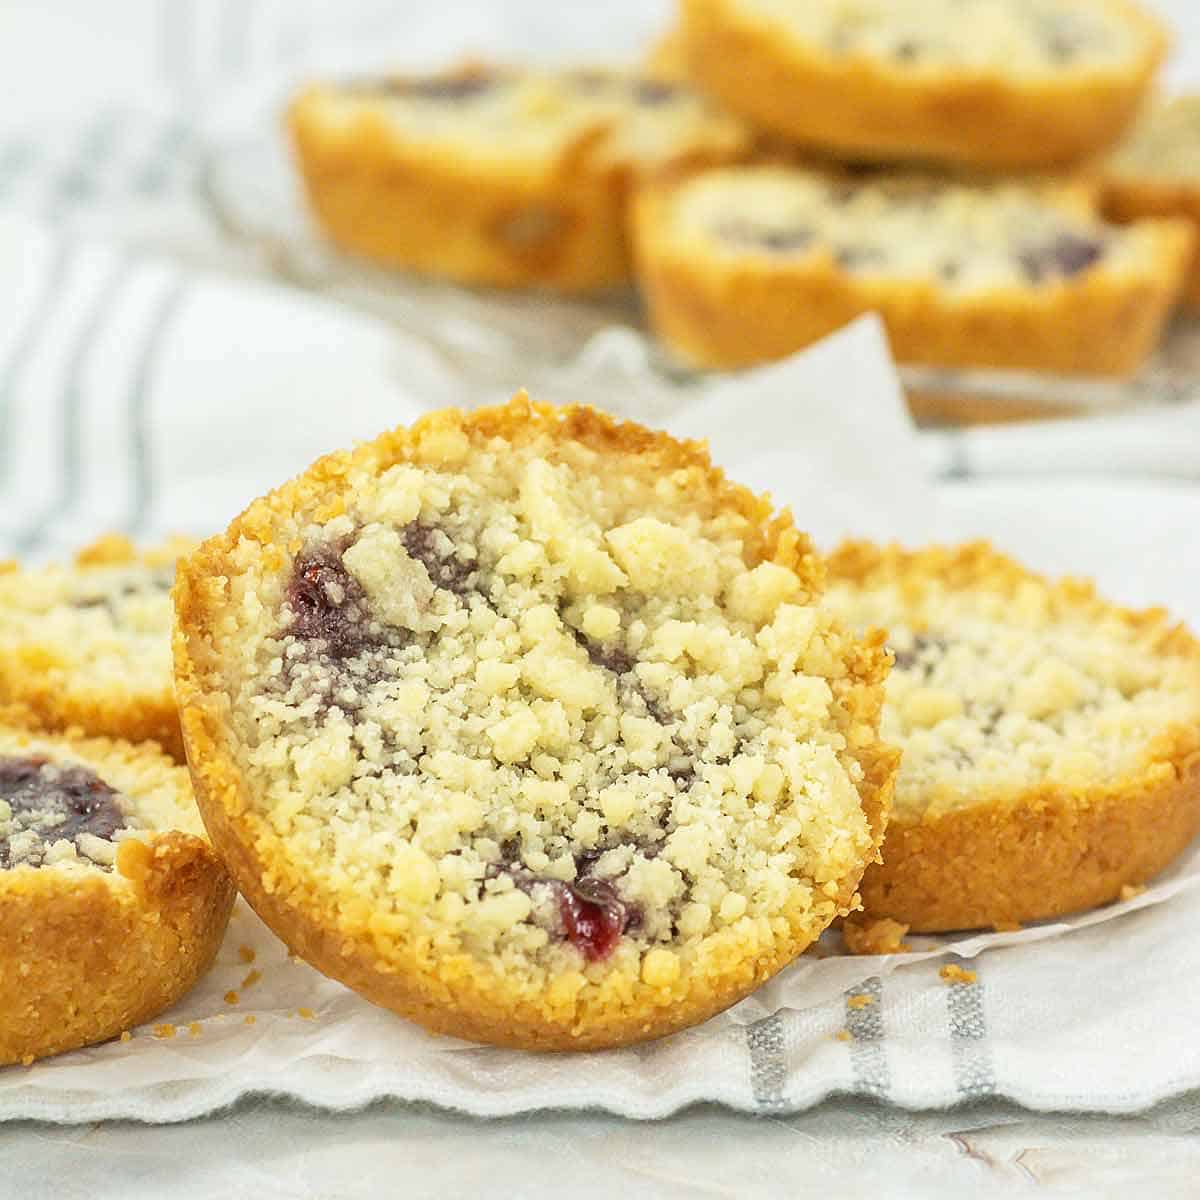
(741, 0, 1148, 74)
(1109, 95, 1200, 181)
(825, 570, 1200, 823)
(217, 423, 875, 983)
(0, 729, 200, 872)
(0, 562, 174, 694)
(320, 66, 745, 171)
(673, 167, 1148, 290)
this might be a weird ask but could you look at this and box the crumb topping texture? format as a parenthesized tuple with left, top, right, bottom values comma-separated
(322, 64, 747, 173)
(740, 0, 1149, 75)
(210, 412, 878, 984)
(0, 561, 175, 694)
(0, 757, 132, 870)
(825, 548, 1200, 823)
(1109, 95, 1200, 181)
(672, 167, 1147, 291)
(0, 726, 202, 871)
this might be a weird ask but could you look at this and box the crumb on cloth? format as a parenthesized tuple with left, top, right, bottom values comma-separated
(842, 915, 912, 956)
(939, 964, 977, 985)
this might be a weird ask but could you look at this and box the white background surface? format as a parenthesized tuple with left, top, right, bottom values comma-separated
(2, 1, 1200, 1195)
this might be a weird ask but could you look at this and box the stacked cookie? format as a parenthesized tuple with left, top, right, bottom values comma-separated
(0, 539, 235, 1065)
(288, 0, 1195, 375)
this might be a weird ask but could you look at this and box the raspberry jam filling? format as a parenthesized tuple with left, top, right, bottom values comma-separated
(890, 633, 949, 674)
(360, 73, 499, 103)
(1018, 233, 1105, 282)
(488, 845, 647, 963)
(715, 219, 814, 255)
(0, 756, 128, 869)
(399, 522, 476, 596)
(559, 878, 628, 963)
(714, 210, 1105, 284)
(286, 544, 377, 659)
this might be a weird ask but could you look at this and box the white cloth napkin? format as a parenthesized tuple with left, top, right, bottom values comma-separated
(2, 215, 1199, 1122)
(921, 402, 1200, 482)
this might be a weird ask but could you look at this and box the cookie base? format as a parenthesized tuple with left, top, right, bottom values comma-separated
(859, 729, 1200, 932)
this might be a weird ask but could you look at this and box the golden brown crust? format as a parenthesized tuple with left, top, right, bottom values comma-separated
(0, 536, 191, 761)
(0, 729, 235, 1065)
(287, 68, 750, 293)
(678, 0, 1168, 169)
(0, 674, 184, 764)
(174, 393, 897, 1050)
(632, 174, 1192, 374)
(828, 540, 1200, 933)
(1103, 169, 1200, 306)
(289, 86, 628, 292)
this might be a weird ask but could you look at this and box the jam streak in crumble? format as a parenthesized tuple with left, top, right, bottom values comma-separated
(0, 756, 128, 869)
(490, 845, 645, 963)
(285, 526, 720, 962)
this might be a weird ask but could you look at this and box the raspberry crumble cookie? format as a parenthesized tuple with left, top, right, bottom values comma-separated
(174, 396, 896, 1050)
(0, 536, 194, 760)
(633, 164, 1192, 373)
(826, 542, 1200, 933)
(1104, 94, 1200, 306)
(288, 63, 752, 292)
(0, 720, 234, 1065)
(678, 0, 1167, 168)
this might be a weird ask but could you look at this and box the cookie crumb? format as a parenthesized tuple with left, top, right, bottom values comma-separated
(224, 990, 240, 1005)
(846, 993, 874, 1009)
(153, 1023, 177, 1039)
(842, 915, 911, 956)
(238, 945, 257, 964)
(243, 1015, 257, 1027)
(939, 964, 977, 985)
(188, 1022, 203, 1038)
(297, 1007, 316, 1020)
(834, 1029, 852, 1042)
(119, 1030, 132, 1043)
(1119, 884, 1145, 902)
(241, 969, 262, 989)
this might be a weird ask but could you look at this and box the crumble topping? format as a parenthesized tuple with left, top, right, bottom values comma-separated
(219, 423, 876, 978)
(319, 64, 748, 172)
(0, 562, 175, 689)
(676, 169, 1135, 291)
(0, 755, 135, 870)
(741, 0, 1145, 74)
(825, 570, 1200, 822)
